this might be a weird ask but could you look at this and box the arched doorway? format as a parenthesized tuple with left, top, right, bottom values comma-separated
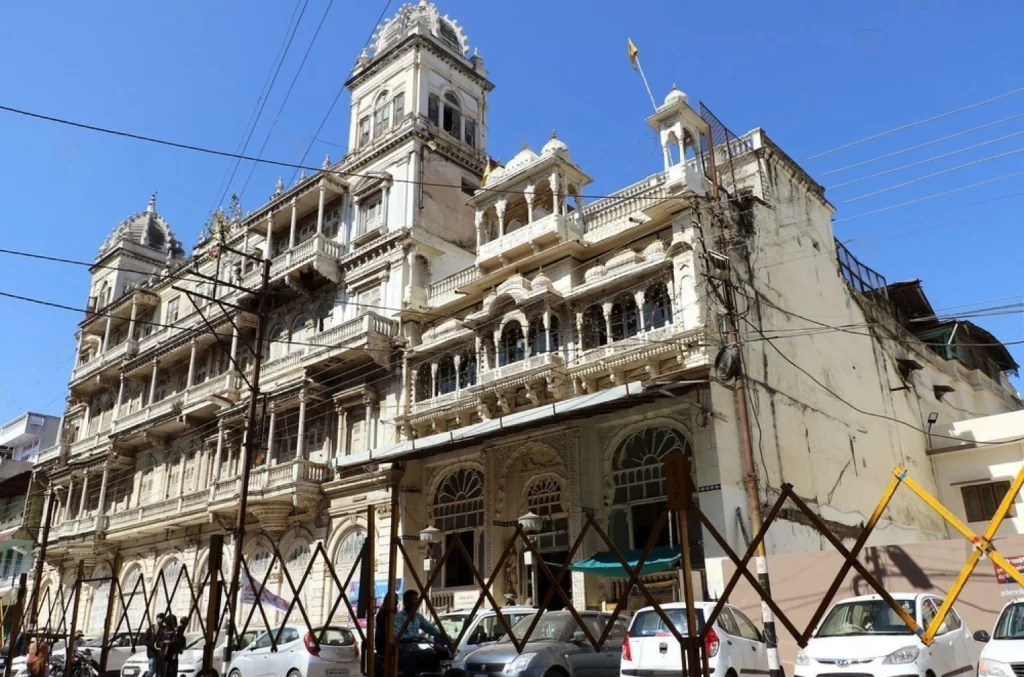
(430, 467, 485, 590)
(607, 426, 703, 568)
(523, 476, 570, 610)
(334, 528, 367, 624)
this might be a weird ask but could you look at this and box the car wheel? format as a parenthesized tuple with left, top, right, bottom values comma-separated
(543, 668, 568, 677)
(286, 670, 302, 677)
(229, 671, 243, 677)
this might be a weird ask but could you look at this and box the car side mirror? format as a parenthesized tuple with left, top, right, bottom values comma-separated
(757, 630, 765, 643)
(974, 630, 991, 643)
(572, 631, 587, 645)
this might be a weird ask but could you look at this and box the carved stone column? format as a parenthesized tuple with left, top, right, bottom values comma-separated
(289, 198, 298, 249)
(296, 392, 309, 460)
(316, 180, 327, 235)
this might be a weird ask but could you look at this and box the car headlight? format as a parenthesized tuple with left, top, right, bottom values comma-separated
(981, 658, 1016, 677)
(506, 652, 536, 672)
(882, 646, 920, 665)
(794, 650, 810, 666)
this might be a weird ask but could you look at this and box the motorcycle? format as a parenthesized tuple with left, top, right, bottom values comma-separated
(49, 647, 98, 677)
(374, 637, 454, 677)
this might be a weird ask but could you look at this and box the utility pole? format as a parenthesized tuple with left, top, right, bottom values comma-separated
(704, 130, 781, 677)
(27, 486, 56, 632)
(224, 255, 271, 664)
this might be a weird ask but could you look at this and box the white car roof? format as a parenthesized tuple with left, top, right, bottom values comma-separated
(836, 593, 923, 603)
(442, 606, 536, 617)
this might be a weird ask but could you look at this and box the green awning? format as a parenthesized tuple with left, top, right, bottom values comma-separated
(568, 545, 681, 579)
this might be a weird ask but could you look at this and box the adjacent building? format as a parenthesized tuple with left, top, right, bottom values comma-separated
(31, 0, 1020, 632)
(0, 412, 58, 615)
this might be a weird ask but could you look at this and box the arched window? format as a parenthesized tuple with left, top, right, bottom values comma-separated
(428, 94, 440, 126)
(610, 295, 640, 341)
(581, 305, 607, 350)
(458, 350, 478, 389)
(526, 478, 569, 552)
(432, 468, 485, 588)
(290, 314, 310, 353)
(285, 542, 313, 615)
(607, 427, 702, 567)
(498, 321, 525, 366)
(374, 91, 392, 137)
(86, 565, 111, 634)
(248, 549, 273, 582)
(335, 529, 367, 622)
(157, 559, 190, 622)
(549, 316, 561, 353)
(119, 566, 147, 635)
(643, 283, 673, 330)
(415, 364, 434, 401)
(442, 92, 462, 139)
(438, 355, 457, 395)
(316, 301, 334, 332)
(268, 324, 287, 360)
(528, 318, 547, 356)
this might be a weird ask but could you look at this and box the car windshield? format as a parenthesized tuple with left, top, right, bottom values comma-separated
(994, 603, 1024, 640)
(311, 627, 356, 646)
(82, 637, 102, 648)
(440, 613, 471, 638)
(817, 600, 916, 637)
(631, 608, 706, 636)
(501, 613, 576, 643)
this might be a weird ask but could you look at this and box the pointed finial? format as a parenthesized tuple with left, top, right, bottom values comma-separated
(322, 154, 331, 170)
(522, 141, 529, 150)
(551, 129, 557, 139)
(481, 159, 492, 187)
(274, 177, 284, 196)
(299, 170, 307, 181)
(146, 193, 157, 213)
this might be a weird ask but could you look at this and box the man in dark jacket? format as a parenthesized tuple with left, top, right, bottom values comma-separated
(144, 613, 166, 677)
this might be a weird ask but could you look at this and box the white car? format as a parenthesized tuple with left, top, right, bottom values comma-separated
(621, 602, 768, 677)
(438, 606, 537, 670)
(225, 625, 358, 677)
(795, 593, 977, 677)
(11, 634, 136, 677)
(975, 598, 1024, 677)
(121, 631, 259, 677)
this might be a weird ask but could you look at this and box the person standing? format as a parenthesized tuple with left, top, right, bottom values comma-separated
(144, 613, 166, 677)
(27, 638, 49, 677)
(165, 617, 187, 677)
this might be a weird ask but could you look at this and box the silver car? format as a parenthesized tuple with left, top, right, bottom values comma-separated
(438, 606, 536, 670)
(462, 611, 628, 677)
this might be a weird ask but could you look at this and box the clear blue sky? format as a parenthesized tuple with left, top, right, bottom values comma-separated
(1, 0, 1022, 424)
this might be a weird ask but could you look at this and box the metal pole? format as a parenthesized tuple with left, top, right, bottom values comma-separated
(4, 573, 27, 677)
(225, 257, 271, 664)
(383, 464, 405, 677)
(204, 534, 224, 677)
(705, 126, 781, 677)
(677, 456, 701, 677)
(66, 559, 85, 676)
(98, 554, 121, 674)
(366, 505, 376, 677)
(27, 489, 56, 631)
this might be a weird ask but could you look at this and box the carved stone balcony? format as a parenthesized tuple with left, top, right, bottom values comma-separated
(105, 489, 209, 537)
(477, 213, 582, 269)
(111, 372, 243, 438)
(570, 323, 710, 382)
(208, 459, 328, 533)
(239, 234, 343, 292)
(70, 338, 137, 389)
(260, 313, 397, 386)
(51, 514, 107, 543)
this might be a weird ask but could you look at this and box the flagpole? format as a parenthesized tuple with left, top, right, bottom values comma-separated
(635, 58, 659, 112)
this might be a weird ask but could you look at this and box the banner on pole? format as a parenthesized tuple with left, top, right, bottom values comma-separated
(241, 571, 290, 615)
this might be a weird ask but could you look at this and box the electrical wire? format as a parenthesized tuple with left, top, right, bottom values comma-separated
(840, 145, 1024, 204)
(207, 0, 307, 216)
(238, 0, 338, 200)
(289, 0, 394, 182)
(819, 111, 1024, 177)
(806, 86, 1024, 161)
(215, 0, 312, 211)
(828, 129, 1024, 190)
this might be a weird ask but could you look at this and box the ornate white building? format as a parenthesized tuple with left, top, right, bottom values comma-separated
(33, 0, 1020, 632)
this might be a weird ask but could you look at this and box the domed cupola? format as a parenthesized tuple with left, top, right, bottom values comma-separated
(97, 194, 184, 262)
(371, 1, 470, 60)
